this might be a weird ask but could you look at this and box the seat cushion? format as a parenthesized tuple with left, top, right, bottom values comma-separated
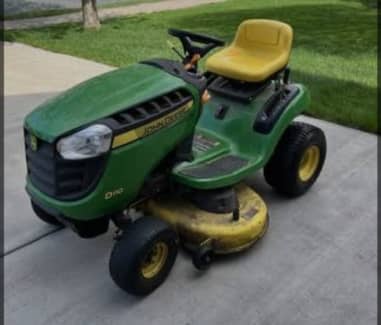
(206, 19, 293, 82)
(206, 46, 288, 82)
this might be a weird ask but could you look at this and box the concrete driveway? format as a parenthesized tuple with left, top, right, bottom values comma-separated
(4, 42, 377, 325)
(5, 0, 139, 15)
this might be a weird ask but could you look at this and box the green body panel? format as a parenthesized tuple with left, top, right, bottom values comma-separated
(172, 84, 309, 189)
(24, 64, 189, 142)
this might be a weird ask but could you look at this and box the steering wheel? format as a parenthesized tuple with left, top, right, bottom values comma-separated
(168, 28, 225, 59)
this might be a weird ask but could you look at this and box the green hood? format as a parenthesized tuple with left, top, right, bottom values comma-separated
(25, 63, 188, 142)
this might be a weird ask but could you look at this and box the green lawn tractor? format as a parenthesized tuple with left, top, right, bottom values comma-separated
(24, 19, 326, 296)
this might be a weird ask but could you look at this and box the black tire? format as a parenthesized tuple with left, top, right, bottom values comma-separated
(109, 216, 178, 296)
(31, 201, 64, 226)
(264, 122, 326, 197)
(192, 245, 214, 270)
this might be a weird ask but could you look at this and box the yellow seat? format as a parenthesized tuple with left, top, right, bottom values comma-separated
(206, 20, 293, 82)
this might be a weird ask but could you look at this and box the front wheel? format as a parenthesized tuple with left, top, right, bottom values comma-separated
(264, 122, 326, 197)
(109, 216, 178, 296)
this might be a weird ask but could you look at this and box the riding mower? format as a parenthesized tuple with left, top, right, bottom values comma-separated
(23, 20, 326, 296)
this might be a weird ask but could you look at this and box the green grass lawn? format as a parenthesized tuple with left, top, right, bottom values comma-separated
(4, 0, 378, 133)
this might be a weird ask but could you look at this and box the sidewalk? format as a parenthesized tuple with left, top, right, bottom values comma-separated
(5, 42, 114, 96)
(4, 0, 224, 30)
(4, 43, 377, 325)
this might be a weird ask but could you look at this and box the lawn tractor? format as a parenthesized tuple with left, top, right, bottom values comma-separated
(24, 19, 326, 296)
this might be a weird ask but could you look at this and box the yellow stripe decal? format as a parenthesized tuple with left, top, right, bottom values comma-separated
(112, 100, 193, 149)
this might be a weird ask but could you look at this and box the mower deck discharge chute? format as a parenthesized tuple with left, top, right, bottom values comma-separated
(24, 20, 326, 296)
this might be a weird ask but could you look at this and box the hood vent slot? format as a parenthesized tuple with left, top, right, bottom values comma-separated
(103, 88, 193, 133)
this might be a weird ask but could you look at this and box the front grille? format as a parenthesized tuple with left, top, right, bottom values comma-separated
(103, 88, 193, 133)
(24, 129, 107, 201)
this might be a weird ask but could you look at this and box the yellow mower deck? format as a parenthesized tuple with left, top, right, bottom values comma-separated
(145, 183, 268, 254)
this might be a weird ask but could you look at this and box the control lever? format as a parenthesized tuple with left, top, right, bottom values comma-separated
(166, 40, 185, 61)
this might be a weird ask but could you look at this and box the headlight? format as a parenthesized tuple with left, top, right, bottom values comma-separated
(57, 124, 112, 160)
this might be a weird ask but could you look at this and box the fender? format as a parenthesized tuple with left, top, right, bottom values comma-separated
(258, 83, 310, 167)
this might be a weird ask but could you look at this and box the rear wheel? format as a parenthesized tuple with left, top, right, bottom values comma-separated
(109, 216, 178, 296)
(31, 201, 64, 226)
(264, 122, 326, 197)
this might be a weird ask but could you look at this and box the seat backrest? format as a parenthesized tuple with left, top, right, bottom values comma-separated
(233, 19, 293, 56)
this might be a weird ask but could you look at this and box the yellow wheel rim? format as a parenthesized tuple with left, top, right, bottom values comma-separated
(141, 242, 168, 279)
(298, 145, 320, 182)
